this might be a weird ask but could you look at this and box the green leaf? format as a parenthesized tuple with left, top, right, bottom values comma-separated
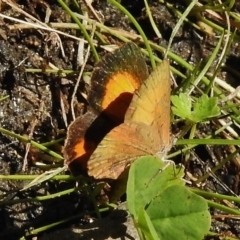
(138, 185, 211, 240)
(171, 93, 192, 120)
(127, 156, 185, 220)
(138, 209, 160, 240)
(192, 94, 220, 122)
(127, 156, 211, 240)
(171, 93, 220, 123)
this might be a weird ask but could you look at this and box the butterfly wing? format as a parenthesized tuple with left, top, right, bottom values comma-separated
(88, 60, 171, 179)
(88, 42, 149, 124)
(64, 43, 148, 174)
(125, 60, 171, 155)
(63, 111, 115, 174)
(87, 121, 160, 179)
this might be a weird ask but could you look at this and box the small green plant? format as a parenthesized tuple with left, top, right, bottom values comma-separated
(127, 156, 211, 240)
(171, 93, 220, 123)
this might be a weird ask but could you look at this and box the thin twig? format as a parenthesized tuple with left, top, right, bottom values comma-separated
(70, 24, 96, 120)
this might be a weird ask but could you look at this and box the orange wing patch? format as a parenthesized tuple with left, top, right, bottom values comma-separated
(101, 72, 141, 124)
(63, 111, 97, 173)
(89, 43, 148, 124)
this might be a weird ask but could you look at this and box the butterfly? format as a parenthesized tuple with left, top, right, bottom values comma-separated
(63, 42, 171, 179)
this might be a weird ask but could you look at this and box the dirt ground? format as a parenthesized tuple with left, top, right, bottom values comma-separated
(1, 0, 240, 239)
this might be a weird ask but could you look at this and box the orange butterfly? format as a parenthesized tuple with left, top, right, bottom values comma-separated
(63, 43, 171, 179)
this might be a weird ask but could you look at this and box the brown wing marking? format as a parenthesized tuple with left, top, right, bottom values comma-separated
(63, 112, 97, 171)
(63, 111, 116, 174)
(89, 42, 149, 124)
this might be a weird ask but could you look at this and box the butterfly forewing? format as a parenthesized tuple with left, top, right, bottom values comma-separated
(125, 60, 171, 149)
(88, 43, 149, 124)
